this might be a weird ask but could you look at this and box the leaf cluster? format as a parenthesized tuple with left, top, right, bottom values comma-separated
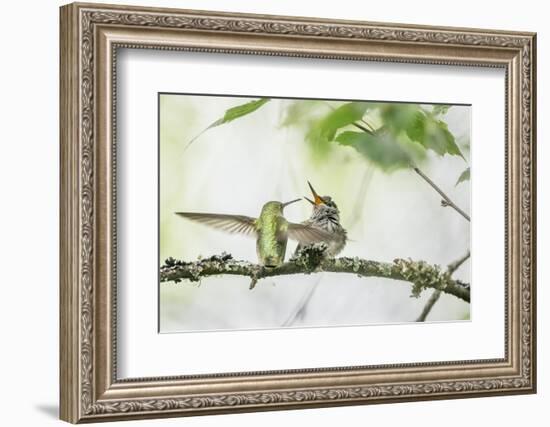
(186, 97, 470, 183)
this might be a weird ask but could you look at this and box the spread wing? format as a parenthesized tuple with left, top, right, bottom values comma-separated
(175, 212, 257, 237)
(287, 222, 336, 245)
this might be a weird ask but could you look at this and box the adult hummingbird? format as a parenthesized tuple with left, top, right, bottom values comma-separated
(295, 181, 347, 257)
(176, 199, 336, 267)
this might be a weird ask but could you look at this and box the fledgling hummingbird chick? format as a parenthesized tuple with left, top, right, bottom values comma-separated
(295, 181, 347, 257)
(176, 199, 337, 268)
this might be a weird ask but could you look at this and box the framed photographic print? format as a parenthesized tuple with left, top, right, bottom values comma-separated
(60, 2, 537, 423)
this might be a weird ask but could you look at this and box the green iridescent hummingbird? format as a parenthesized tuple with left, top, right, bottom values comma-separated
(176, 199, 335, 267)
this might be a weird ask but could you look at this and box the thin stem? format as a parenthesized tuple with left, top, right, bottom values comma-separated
(416, 250, 471, 322)
(412, 167, 471, 222)
(416, 289, 444, 323)
(281, 277, 322, 327)
(351, 121, 375, 135)
(359, 118, 377, 133)
(350, 120, 471, 222)
(448, 250, 472, 275)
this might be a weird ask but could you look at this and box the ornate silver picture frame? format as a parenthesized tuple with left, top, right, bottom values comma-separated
(60, 2, 536, 423)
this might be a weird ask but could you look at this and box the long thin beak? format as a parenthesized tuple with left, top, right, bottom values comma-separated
(282, 198, 301, 208)
(307, 181, 324, 205)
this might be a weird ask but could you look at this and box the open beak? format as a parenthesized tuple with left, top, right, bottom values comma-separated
(282, 198, 301, 208)
(305, 181, 324, 205)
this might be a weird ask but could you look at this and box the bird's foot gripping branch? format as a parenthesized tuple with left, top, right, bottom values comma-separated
(160, 245, 470, 302)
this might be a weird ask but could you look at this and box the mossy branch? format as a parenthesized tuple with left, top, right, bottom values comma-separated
(160, 246, 470, 302)
(416, 250, 471, 321)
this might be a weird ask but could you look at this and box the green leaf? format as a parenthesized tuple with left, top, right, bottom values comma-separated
(319, 102, 371, 140)
(221, 98, 270, 124)
(306, 102, 371, 161)
(380, 104, 419, 134)
(455, 167, 470, 186)
(406, 112, 461, 157)
(186, 98, 270, 148)
(335, 130, 412, 171)
(380, 104, 464, 159)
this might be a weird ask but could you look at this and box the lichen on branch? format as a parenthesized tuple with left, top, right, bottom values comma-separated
(160, 245, 470, 302)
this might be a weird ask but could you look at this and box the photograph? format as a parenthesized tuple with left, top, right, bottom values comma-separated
(158, 94, 472, 332)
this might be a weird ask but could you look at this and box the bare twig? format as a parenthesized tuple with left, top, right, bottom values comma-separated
(412, 167, 471, 222)
(281, 277, 322, 326)
(160, 247, 471, 303)
(447, 251, 471, 275)
(416, 289, 444, 323)
(347, 117, 470, 223)
(416, 250, 471, 322)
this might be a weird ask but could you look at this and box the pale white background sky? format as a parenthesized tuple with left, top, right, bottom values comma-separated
(0, 0, 546, 426)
